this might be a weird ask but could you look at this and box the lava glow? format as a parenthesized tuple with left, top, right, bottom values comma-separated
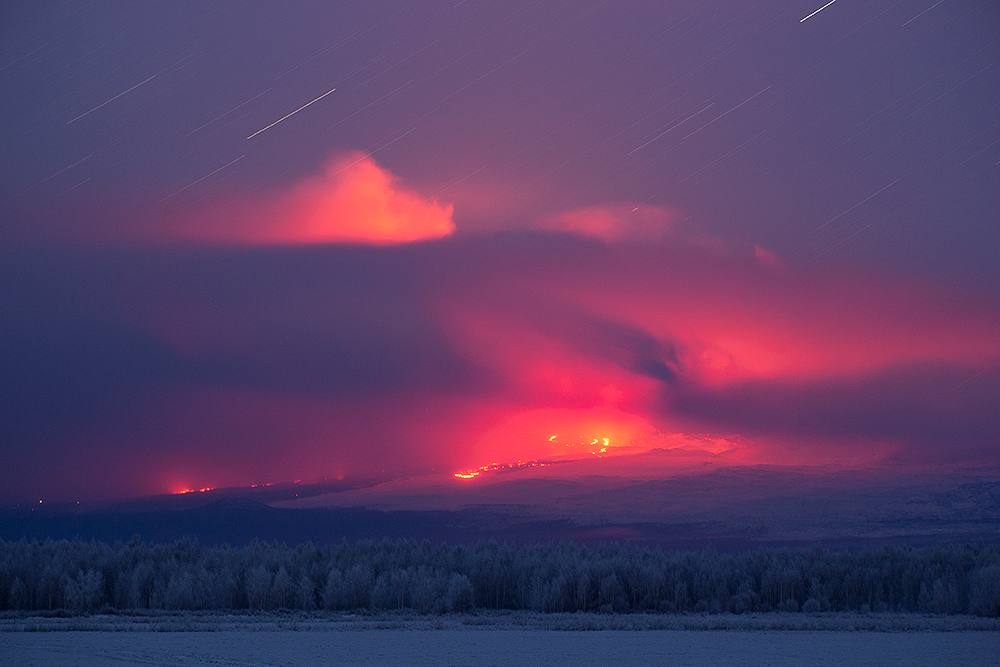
(454, 459, 554, 479)
(454, 427, 678, 480)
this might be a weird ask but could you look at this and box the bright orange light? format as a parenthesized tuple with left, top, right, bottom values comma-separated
(454, 458, 554, 479)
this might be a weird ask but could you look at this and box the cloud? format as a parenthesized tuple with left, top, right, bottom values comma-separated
(753, 244, 781, 267)
(175, 152, 455, 245)
(2, 234, 998, 501)
(533, 203, 781, 270)
(525, 308, 681, 386)
(536, 203, 683, 242)
(667, 363, 1000, 465)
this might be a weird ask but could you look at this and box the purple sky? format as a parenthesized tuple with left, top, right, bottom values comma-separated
(1, 1, 998, 503)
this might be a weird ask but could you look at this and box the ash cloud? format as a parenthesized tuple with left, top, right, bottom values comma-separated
(667, 363, 1000, 465)
(1, 231, 998, 501)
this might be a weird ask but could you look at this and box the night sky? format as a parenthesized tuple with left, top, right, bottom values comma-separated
(2, 0, 998, 503)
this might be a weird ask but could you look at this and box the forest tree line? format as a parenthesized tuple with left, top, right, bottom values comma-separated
(2, 537, 999, 616)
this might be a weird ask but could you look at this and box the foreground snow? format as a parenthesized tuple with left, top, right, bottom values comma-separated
(2, 610, 999, 632)
(2, 627, 997, 667)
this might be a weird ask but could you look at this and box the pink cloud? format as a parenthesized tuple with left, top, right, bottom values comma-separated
(753, 244, 781, 267)
(536, 203, 684, 242)
(533, 204, 781, 270)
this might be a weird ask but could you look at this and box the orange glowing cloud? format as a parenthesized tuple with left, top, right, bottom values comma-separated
(174, 152, 454, 244)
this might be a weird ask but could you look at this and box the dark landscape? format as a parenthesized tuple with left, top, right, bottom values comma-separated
(5, 466, 1000, 549)
(4, 535, 1000, 616)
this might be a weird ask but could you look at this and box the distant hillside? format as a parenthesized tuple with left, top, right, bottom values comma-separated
(2, 466, 999, 549)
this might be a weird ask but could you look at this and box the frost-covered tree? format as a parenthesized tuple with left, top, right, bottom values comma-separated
(9, 577, 27, 610)
(272, 566, 293, 609)
(1, 537, 999, 616)
(296, 573, 316, 611)
(245, 564, 271, 612)
(444, 573, 474, 613)
(64, 569, 104, 612)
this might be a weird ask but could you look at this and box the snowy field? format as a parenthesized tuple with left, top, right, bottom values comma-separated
(2, 613, 999, 667)
(4, 610, 1000, 632)
(3, 628, 998, 667)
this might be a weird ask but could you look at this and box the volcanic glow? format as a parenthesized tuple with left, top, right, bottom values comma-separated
(454, 459, 554, 479)
(2, 1, 998, 507)
(1, 228, 995, 503)
(452, 409, 757, 482)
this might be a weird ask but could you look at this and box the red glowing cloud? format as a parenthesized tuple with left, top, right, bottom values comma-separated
(173, 152, 454, 245)
(2, 231, 998, 502)
(425, 237, 1000, 475)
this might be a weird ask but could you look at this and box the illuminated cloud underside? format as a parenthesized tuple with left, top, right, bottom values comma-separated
(4, 229, 996, 502)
